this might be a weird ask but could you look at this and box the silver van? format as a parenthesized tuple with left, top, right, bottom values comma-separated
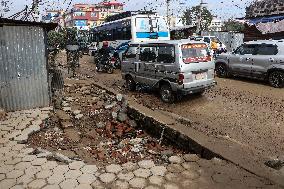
(121, 40, 216, 102)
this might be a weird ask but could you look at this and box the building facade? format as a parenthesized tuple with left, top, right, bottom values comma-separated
(44, 1, 124, 30)
(208, 16, 223, 31)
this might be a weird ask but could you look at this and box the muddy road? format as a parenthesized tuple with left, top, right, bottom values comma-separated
(69, 55, 284, 161)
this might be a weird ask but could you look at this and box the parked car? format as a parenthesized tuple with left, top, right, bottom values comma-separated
(88, 42, 98, 56)
(215, 40, 284, 88)
(121, 40, 216, 103)
(191, 36, 227, 54)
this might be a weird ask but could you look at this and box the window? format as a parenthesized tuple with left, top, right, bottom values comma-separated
(124, 46, 138, 59)
(74, 12, 85, 17)
(235, 44, 257, 55)
(204, 37, 210, 44)
(157, 45, 175, 63)
(91, 12, 97, 17)
(257, 44, 278, 55)
(139, 46, 157, 62)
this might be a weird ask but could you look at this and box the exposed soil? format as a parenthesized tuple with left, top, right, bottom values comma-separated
(73, 54, 284, 162)
(27, 81, 185, 166)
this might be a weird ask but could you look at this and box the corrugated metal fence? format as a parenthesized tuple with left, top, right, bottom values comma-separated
(201, 31, 244, 52)
(0, 25, 50, 111)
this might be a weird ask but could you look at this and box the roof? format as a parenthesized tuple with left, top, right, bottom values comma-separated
(130, 39, 207, 45)
(245, 40, 284, 45)
(0, 18, 57, 30)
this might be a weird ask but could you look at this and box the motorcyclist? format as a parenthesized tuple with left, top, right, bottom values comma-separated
(98, 41, 111, 66)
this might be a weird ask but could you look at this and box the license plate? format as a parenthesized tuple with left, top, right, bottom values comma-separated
(195, 73, 206, 80)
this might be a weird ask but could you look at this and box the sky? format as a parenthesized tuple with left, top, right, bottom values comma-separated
(4, 0, 255, 20)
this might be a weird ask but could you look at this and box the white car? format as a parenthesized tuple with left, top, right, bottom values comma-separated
(190, 36, 227, 53)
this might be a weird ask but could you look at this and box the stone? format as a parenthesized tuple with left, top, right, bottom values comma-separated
(106, 164, 122, 174)
(65, 129, 80, 142)
(28, 179, 47, 189)
(133, 168, 151, 178)
(117, 172, 134, 181)
(63, 107, 72, 112)
(117, 112, 128, 122)
(53, 153, 73, 163)
(96, 122, 105, 129)
(116, 94, 124, 102)
(80, 165, 98, 174)
(167, 164, 184, 173)
(181, 170, 200, 180)
(0, 109, 6, 120)
(69, 161, 85, 170)
(47, 174, 65, 184)
(164, 183, 179, 189)
(183, 154, 200, 162)
(99, 173, 116, 183)
(113, 180, 129, 189)
(91, 180, 105, 189)
(22, 155, 37, 162)
(73, 110, 81, 115)
(75, 184, 92, 189)
(112, 112, 118, 119)
(14, 135, 28, 144)
(31, 158, 47, 166)
(64, 170, 82, 179)
(122, 162, 138, 171)
(61, 121, 73, 128)
(145, 186, 161, 189)
(56, 110, 71, 121)
(53, 165, 70, 174)
(129, 120, 138, 128)
(160, 150, 173, 157)
(10, 185, 25, 189)
(24, 166, 42, 175)
(59, 179, 78, 189)
(150, 166, 167, 176)
(129, 177, 146, 188)
(105, 102, 117, 110)
(6, 170, 24, 179)
(77, 174, 97, 184)
(36, 170, 53, 179)
(75, 114, 84, 119)
(42, 185, 60, 189)
(149, 176, 164, 186)
(15, 162, 32, 170)
(169, 156, 183, 164)
(41, 161, 58, 170)
(0, 179, 16, 189)
(138, 160, 155, 169)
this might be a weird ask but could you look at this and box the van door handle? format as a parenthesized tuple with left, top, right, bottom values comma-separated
(246, 58, 250, 61)
(269, 58, 274, 62)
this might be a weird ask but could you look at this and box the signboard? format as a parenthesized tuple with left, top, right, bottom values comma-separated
(75, 20, 87, 27)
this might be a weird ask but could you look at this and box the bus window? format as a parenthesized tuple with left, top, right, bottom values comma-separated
(139, 47, 157, 62)
(157, 45, 175, 63)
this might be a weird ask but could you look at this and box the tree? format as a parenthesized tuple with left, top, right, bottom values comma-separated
(182, 5, 213, 32)
(0, 0, 12, 18)
(222, 19, 245, 32)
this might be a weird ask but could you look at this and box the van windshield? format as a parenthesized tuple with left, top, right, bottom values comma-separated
(181, 44, 210, 63)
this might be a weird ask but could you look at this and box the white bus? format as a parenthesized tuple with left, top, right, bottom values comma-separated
(90, 11, 170, 60)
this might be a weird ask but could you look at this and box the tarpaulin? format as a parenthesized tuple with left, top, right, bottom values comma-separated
(248, 15, 284, 24)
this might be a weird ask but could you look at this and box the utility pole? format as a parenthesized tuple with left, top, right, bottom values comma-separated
(166, 0, 170, 30)
(32, 0, 40, 22)
(196, 0, 203, 34)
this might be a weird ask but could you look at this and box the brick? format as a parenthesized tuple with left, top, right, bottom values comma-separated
(59, 179, 79, 189)
(117, 172, 134, 181)
(99, 173, 116, 183)
(6, 170, 24, 179)
(129, 177, 146, 188)
(36, 170, 53, 179)
(28, 179, 47, 189)
(77, 174, 97, 184)
(64, 170, 82, 179)
(75, 184, 92, 189)
(106, 164, 122, 174)
(138, 160, 155, 169)
(47, 174, 65, 184)
(150, 166, 167, 176)
(42, 184, 60, 189)
(31, 158, 47, 166)
(149, 176, 164, 186)
(41, 161, 58, 170)
(133, 168, 151, 178)
(80, 165, 98, 174)
(53, 165, 69, 174)
(22, 155, 37, 162)
(0, 178, 17, 189)
(69, 161, 85, 170)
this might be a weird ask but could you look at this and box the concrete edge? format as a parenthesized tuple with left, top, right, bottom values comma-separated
(66, 79, 284, 187)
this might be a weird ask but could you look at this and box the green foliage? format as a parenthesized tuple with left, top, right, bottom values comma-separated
(65, 27, 78, 45)
(182, 6, 213, 31)
(47, 27, 80, 49)
(222, 19, 245, 32)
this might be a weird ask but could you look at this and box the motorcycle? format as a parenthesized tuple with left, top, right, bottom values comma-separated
(112, 51, 121, 69)
(96, 54, 114, 74)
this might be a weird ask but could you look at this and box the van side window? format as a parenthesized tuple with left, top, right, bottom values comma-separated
(157, 46, 175, 63)
(125, 46, 137, 59)
(257, 44, 278, 55)
(204, 37, 210, 44)
(139, 47, 156, 62)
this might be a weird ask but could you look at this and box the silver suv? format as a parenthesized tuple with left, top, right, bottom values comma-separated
(215, 40, 284, 88)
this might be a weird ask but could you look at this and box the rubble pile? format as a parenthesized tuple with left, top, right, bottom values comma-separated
(0, 108, 6, 121)
(28, 81, 184, 165)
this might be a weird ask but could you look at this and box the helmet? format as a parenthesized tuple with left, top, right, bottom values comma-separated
(103, 41, 108, 47)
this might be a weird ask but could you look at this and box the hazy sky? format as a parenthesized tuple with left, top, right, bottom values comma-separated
(5, 0, 255, 19)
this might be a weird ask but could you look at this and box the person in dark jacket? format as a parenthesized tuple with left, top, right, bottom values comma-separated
(96, 41, 111, 71)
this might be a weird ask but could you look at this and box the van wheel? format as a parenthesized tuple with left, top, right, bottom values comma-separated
(268, 71, 284, 88)
(126, 76, 136, 91)
(216, 63, 229, 78)
(160, 83, 175, 103)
